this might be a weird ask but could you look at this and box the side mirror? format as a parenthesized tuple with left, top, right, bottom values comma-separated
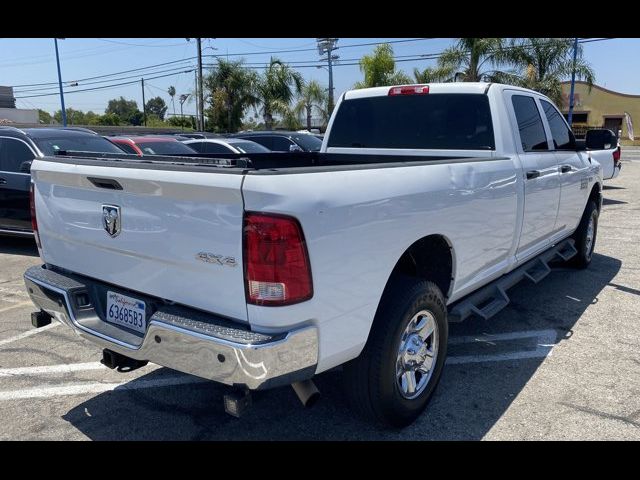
(289, 144, 303, 153)
(585, 129, 617, 150)
(19, 161, 32, 173)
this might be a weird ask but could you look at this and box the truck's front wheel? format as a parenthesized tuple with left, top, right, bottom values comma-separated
(342, 277, 448, 428)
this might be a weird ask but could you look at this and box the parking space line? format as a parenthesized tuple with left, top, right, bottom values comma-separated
(0, 375, 209, 401)
(0, 362, 105, 378)
(446, 329, 557, 365)
(0, 323, 59, 348)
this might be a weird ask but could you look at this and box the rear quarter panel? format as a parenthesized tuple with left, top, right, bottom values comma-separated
(242, 159, 521, 373)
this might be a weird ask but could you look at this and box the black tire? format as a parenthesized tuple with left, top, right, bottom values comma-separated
(342, 276, 448, 428)
(569, 200, 598, 269)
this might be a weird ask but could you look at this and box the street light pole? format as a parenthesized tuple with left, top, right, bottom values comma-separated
(54, 38, 67, 127)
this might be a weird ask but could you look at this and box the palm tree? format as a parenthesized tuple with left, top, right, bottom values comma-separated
(437, 38, 514, 82)
(204, 58, 258, 132)
(413, 65, 456, 83)
(167, 86, 176, 119)
(294, 80, 328, 130)
(500, 38, 596, 107)
(253, 58, 303, 130)
(354, 43, 411, 89)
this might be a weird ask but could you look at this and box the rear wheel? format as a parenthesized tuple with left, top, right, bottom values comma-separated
(569, 200, 598, 269)
(342, 277, 448, 428)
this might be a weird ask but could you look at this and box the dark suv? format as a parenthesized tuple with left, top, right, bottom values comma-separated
(0, 127, 124, 237)
(231, 131, 322, 152)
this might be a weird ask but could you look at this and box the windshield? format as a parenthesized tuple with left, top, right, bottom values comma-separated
(135, 141, 197, 155)
(34, 135, 125, 155)
(231, 141, 271, 153)
(291, 134, 322, 151)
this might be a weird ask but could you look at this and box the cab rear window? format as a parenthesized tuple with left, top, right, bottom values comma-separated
(327, 93, 495, 150)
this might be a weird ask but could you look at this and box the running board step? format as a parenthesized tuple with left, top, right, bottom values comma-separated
(448, 238, 576, 323)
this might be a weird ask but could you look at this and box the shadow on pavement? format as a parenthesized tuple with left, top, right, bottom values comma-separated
(603, 185, 625, 190)
(0, 236, 38, 257)
(62, 252, 621, 440)
(602, 198, 628, 206)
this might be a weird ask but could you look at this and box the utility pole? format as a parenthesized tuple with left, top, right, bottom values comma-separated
(194, 70, 200, 131)
(54, 38, 67, 127)
(179, 94, 189, 132)
(317, 38, 339, 115)
(567, 37, 579, 127)
(141, 78, 147, 127)
(197, 38, 205, 131)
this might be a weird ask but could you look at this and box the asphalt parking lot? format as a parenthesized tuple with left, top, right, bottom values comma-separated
(1, 151, 639, 440)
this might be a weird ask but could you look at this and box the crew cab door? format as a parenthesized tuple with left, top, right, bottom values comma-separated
(538, 98, 590, 239)
(0, 137, 36, 232)
(504, 92, 561, 260)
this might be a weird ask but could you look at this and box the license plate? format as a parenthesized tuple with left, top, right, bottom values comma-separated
(106, 291, 146, 334)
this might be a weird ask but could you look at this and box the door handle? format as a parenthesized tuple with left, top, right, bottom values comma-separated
(526, 170, 541, 180)
(560, 165, 572, 173)
(0, 177, 7, 185)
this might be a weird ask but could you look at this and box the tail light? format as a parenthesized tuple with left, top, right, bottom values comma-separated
(243, 212, 312, 306)
(29, 182, 41, 249)
(613, 146, 621, 166)
(389, 85, 429, 96)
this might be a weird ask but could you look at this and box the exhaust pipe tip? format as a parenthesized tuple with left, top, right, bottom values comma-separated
(291, 380, 320, 408)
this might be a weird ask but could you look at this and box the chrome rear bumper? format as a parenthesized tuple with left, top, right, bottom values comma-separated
(24, 265, 318, 390)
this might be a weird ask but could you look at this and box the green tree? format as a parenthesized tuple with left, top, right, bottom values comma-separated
(294, 80, 328, 130)
(38, 109, 52, 124)
(204, 58, 258, 133)
(167, 115, 195, 129)
(97, 113, 121, 126)
(254, 58, 303, 130)
(167, 86, 176, 118)
(437, 38, 514, 82)
(353, 43, 411, 89)
(145, 96, 168, 120)
(499, 38, 596, 107)
(413, 65, 455, 83)
(106, 97, 142, 125)
(84, 111, 100, 125)
(54, 108, 85, 125)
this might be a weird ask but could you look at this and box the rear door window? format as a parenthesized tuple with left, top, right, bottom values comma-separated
(0, 138, 35, 172)
(204, 142, 234, 154)
(327, 93, 495, 150)
(540, 99, 576, 150)
(511, 95, 549, 151)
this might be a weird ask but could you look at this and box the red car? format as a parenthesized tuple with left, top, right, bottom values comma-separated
(108, 135, 198, 156)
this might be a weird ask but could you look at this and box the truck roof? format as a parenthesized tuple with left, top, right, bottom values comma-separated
(343, 82, 540, 100)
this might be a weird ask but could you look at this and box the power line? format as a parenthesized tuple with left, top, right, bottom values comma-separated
(15, 69, 195, 99)
(96, 38, 188, 47)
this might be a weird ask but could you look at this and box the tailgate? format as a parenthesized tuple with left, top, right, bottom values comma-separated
(31, 159, 248, 322)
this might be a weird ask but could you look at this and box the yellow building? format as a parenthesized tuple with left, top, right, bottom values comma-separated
(560, 81, 638, 145)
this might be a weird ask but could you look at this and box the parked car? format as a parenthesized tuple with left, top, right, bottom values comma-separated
(182, 138, 271, 154)
(108, 136, 198, 156)
(176, 132, 224, 140)
(232, 130, 322, 152)
(25, 83, 609, 427)
(0, 127, 125, 237)
(581, 128, 622, 180)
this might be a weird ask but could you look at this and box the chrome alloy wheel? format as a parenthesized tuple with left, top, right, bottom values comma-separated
(396, 310, 439, 400)
(585, 214, 595, 258)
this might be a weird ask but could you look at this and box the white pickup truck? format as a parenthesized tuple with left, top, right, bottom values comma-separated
(24, 83, 605, 427)
(582, 128, 622, 180)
